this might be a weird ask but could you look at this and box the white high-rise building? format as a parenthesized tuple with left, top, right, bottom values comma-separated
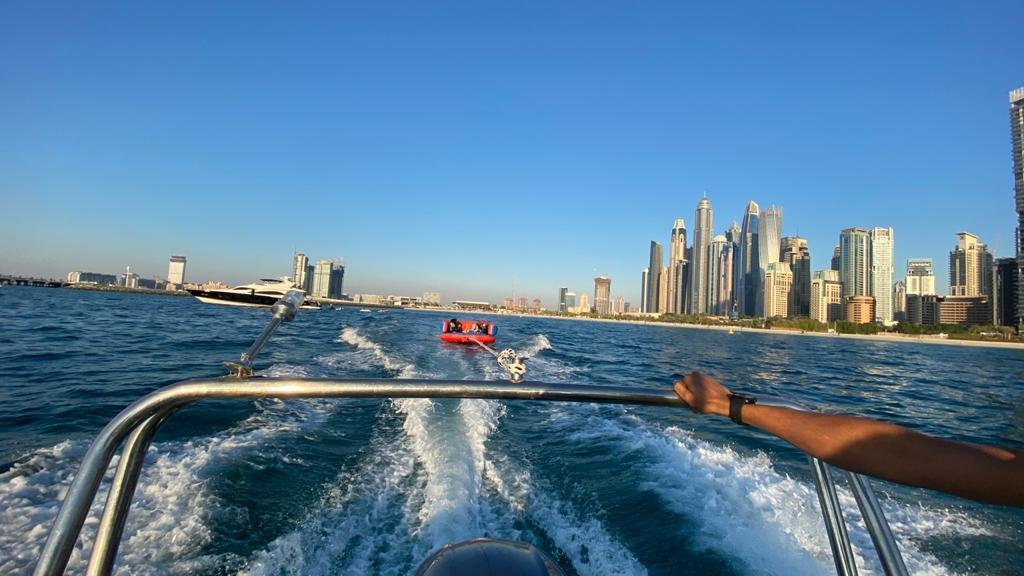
(292, 253, 310, 290)
(810, 270, 843, 323)
(167, 256, 186, 287)
(763, 261, 793, 318)
(906, 259, 936, 296)
(667, 219, 687, 314)
(870, 227, 894, 324)
(688, 196, 713, 314)
(708, 235, 732, 315)
(949, 232, 993, 297)
(756, 206, 783, 316)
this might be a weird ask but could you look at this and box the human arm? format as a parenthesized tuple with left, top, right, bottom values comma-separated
(673, 372, 1024, 507)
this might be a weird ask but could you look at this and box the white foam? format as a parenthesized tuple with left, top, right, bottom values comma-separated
(338, 327, 418, 378)
(483, 451, 648, 575)
(0, 387, 343, 575)
(550, 405, 988, 575)
(520, 334, 553, 358)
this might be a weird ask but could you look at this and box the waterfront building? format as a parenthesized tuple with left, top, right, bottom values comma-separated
(906, 259, 936, 296)
(532, 298, 542, 311)
(839, 227, 871, 299)
(565, 291, 576, 311)
(831, 244, 841, 272)
(640, 269, 649, 313)
(646, 242, 663, 313)
(781, 237, 810, 316)
(689, 196, 713, 314)
(870, 227, 894, 324)
(66, 271, 118, 285)
(949, 232, 992, 298)
(577, 293, 590, 313)
(594, 276, 612, 315)
(810, 270, 843, 323)
(667, 219, 687, 314)
(517, 296, 527, 310)
(503, 297, 514, 309)
(845, 295, 875, 324)
(763, 261, 793, 318)
(893, 280, 907, 322)
(558, 287, 568, 313)
(167, 256, 186, 288)
(920, 295, 992, 326)
(120, 266, 139, 289)
(906, 294, 924, 325)
(736, 201, 760, 316)
(614, 295, 625, 314)
(422, 292, 441, 306)
(658, 266, 669, 313)
(709, 235, 733, 315)
(755, 206, 783, 316)
(994, 257, 1018, 327)
(312, 260, 344, 299)
(292, 253, 309, 291)
(1012, 87, 1024, 329)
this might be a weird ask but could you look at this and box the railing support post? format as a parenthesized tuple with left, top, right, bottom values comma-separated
(809, 457, 858, 576)
(845, 472, 909, 576)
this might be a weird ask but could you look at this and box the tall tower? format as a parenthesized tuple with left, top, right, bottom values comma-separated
(167, 255, 186, 288)
(949, 232, 992, 297)
(594, 276, 612, 315)
(906, 259, 936, 296)
(558, 287, 568, 313)
(756, 206, 783, 316)
(781, 237, 810, 316)
(646, 242, 663, 313)
(688, 196, 713, 314)
(710, 235, 734, 315)
(667, 219, 687, 314)
(839, 227, 871, 299)
(640, 268, 649, 313)
(292, 253, 309, 290)
(763, 262, 793, 318)
(1011, 87, 1024, 329)
(736, 201, 760, 316)
(870, 227, 894, 324)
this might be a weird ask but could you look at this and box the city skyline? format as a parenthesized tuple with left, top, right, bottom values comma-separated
(1, 4, 1021, 305)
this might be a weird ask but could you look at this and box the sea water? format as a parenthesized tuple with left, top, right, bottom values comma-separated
(0, 286, 1021, 575)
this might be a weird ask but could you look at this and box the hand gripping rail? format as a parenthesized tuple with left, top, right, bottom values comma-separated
(33, 296, 910, 576)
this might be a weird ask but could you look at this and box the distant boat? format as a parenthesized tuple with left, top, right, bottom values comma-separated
(187, 278, 319, 309)
(359, 308, 371, 313)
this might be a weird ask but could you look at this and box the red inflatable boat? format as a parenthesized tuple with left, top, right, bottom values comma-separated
(439, 319, 497, 344)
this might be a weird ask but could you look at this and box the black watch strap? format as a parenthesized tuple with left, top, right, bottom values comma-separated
(728, 393, 756, 426)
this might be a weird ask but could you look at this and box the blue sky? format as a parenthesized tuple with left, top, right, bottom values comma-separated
(1, 1, 1020, 306)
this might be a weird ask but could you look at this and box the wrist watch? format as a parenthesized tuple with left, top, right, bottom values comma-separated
(727, 392, 757, 426)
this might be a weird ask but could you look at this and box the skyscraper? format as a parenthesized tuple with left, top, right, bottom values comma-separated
(831, 245, 841, 272)
(292, 253, 309, 290)
(810, 270, 843, 323)
(1012, 87, 1024, 329)
(870, 227, 894, 324)
(736, 201, 760, 316)
(312, 260, 344, 299)
(708, 235, 733, 315)
(763, 261, 793, 318)
(640, 269, 649, 312)
(893, 280, 907, 322)
(667, 219, 687, 314)
(756, 206, 783, 316)
(906, 259, 936, 296)
(780, 237, 810, 316)
(726, 221, 741, 315)
(995, 258, 1018, 326)
(646, 242, 663, 313)
(949, 232, 992, 298)
(167, 256, 186, 288)
(558, 287, 568, 313)
(689, 196, 713, 314)
(839, 227, 871, 299)
(594, 276, 611, 315)
(658, 266, 669, 313)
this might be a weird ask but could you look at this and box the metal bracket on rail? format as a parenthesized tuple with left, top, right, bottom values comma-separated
(223, 289, 305, 378)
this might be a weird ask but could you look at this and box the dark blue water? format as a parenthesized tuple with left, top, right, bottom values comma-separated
(1, 286, 1022, 575)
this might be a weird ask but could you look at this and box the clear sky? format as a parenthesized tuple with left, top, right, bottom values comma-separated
(1, 1, 1021, 306)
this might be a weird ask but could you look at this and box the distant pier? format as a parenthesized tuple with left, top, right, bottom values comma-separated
(0, 275, 64, 287)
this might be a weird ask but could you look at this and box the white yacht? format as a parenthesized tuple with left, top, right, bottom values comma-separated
(187, 278, 319, 308)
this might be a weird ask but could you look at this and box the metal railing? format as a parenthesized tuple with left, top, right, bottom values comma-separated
(33, 293, 910, 576)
